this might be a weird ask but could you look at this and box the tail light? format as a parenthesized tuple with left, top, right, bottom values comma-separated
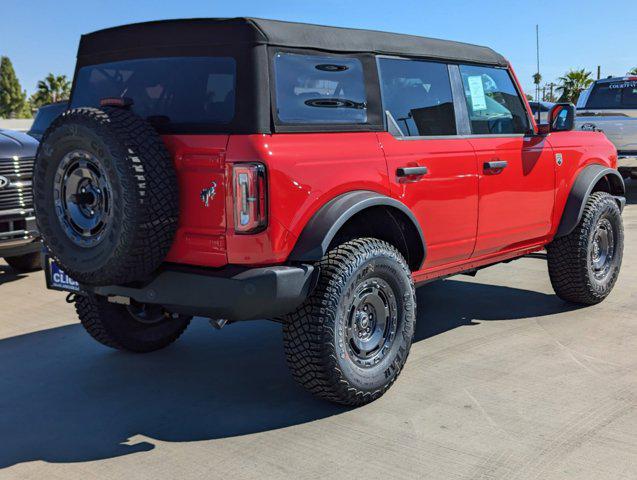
(232, 163, 267, 234)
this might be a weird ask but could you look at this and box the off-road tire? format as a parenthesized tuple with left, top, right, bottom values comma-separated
(547, 192, 624, 305)
(33, 107, 179, 286)
(75, 293, 191, 353)
(283, 238, 416, 406)
(4, 252, 42, 272)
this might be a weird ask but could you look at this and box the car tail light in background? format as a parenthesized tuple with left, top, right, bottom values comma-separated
(232, 163, 267, 233)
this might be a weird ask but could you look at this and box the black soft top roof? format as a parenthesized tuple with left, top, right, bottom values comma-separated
(78, 17, 508, 67)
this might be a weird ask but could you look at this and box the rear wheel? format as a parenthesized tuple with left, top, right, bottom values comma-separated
(75, 293, 191, 353)
(283, 238, 416, 406)
(547, 192, 624, 305)
(4, 252, 42, 272)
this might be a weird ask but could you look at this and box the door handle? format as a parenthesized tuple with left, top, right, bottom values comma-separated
(396, 166, 428, 177)
(483, 160, 508, 173)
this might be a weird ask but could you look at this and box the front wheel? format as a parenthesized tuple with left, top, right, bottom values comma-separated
(547, 192, 624, 305)
(283, 238, 416, 406)
(75, 293, 191, 353)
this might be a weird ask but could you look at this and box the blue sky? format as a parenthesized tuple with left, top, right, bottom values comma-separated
(2, 0, 636, 98)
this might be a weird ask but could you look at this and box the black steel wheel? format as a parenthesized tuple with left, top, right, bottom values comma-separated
(590, 217, 616, 282)
(283, 238, 416, 406)
(346, 278, 398, 368)
(54, 150, 113, 247)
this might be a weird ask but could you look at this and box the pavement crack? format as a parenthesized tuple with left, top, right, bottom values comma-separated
(534, 319, 598, 375)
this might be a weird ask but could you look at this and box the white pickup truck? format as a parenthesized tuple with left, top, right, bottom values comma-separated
(576, 76, 637, 179)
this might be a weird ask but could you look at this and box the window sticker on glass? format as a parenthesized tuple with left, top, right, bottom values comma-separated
(609, 81, 637, 89)
(467, 75, 487, 111)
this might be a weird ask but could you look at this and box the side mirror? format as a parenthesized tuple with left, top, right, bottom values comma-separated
(539, 103, 575, 134)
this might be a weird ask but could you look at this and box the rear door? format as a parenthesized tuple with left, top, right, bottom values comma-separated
(377, 58, 479, 269)
(457, 64, 555, 257)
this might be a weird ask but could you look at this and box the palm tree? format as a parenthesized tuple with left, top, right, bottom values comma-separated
(629, 67, 637, 75)
(30, 73, 71, 108)
(556, 69, 593, 104)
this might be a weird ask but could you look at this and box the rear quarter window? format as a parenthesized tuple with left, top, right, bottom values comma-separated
(71, 57, 236, 132)
(273, 53, 367, 124)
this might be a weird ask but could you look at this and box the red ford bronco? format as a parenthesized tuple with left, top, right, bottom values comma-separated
(34, 18, 625, 405)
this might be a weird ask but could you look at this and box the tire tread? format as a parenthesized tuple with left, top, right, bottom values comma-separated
(75, 294, 190, 353)
(283, 238, 415, 406)
(547, 192, 623, 305)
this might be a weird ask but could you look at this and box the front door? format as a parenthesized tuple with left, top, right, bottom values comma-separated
(377, 57, 479, 270)
(456, 64, 555, 257)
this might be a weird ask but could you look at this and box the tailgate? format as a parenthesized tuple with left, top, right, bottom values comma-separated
(162, 135, 229, 267)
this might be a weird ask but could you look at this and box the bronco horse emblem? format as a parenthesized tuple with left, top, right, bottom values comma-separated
(200, 181, 217, 207)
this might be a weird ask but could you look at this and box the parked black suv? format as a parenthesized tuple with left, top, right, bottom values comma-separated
(0, 129, 41, 271)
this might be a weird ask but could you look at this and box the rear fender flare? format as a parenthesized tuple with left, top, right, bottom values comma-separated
(288, 190, 426, 268)
(555, 164, 625, 238)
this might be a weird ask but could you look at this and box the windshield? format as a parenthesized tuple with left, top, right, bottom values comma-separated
(71, 57, 236, 132)
(586, 80, 637, 109)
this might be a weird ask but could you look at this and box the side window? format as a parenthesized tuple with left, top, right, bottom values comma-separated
(459, 65, 530, 134)
(273, 52, 367, 124)
(378, 58, 456, 136)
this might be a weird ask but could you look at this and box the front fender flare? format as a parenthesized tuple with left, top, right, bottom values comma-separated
(555, 164, 625, 238)
(288, 190, 426, 267)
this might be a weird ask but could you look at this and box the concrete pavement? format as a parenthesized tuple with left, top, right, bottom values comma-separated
(0, 181, 635, 479)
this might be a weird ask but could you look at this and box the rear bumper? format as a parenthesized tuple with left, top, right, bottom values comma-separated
(89, 264, 318, 321)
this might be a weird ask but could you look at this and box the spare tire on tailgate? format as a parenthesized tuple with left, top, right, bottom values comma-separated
(34, 107, 179, 286)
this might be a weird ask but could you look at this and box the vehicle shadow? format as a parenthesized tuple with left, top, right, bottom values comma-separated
(0, 279, 579, 468)
(0, 265, 27, 286)
(413, 278, 580, 341)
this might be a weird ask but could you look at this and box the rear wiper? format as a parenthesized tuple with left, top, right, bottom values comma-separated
(303, 98, 366, 109)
